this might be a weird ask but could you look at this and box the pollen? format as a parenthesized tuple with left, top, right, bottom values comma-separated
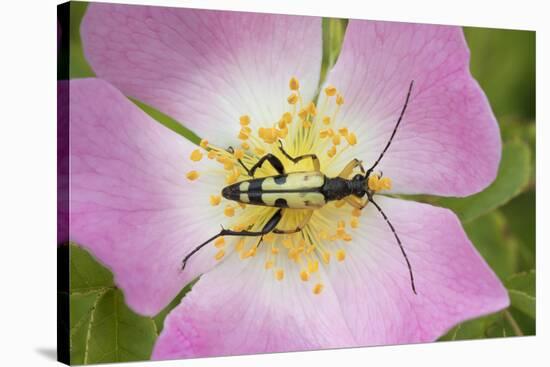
(287, 93, 298, 105)
(300, 270, 310, 281)
(332, 134, 341, 146)
(352, 208, 362, 217)
(238, 129, 249, 140)
(214, 237, 225, 248)
(324, 85, 337, 96)
(306, 102, 317, 116)
(346, 132, 357, 146)
(322, 116, 331, 125)
(338, 127, 348, 137)
(327, 146, 337, 158)
(241, 142, 250, 150)
(239, 115, 251, 126)
(224, 205, 235, 217)
(200, 139, 209, 148)
(336, 94, 345, 105)
(186, 170, 199, 181)
(350, 217, 359, 228)
(275, 268, 285, 281)
(298, 108, 308, 121)
(308, 259, 319, 273)
(336, 249, 346, 262)
(281, 112, 293, 125)
(233, 148, 244, 160)
(209, 195, 222, 206)
(289, 77, 300, 91)
(207, 150, 217, 159)
(313, 283, 324, 295)
(215, 249, 225, 261)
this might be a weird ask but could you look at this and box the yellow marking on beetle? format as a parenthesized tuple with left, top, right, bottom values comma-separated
(260, 172, 325, 191)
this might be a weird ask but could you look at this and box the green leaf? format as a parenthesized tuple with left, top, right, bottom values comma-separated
(463, 212, 518, 279)
(436, 140, 531, 223)
(69, 244, 158, 364)
(506, 270, 536, 319)
(464, 27, 535, 121)
(320, 18, 348, 87)
(153, 278, 198, 332)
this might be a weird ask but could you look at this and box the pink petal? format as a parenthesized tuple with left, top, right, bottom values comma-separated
(325, 196, 509, 344)
(69, 78, 227, 315)
(81, 3, 322, 146)
(58, 81, 69, 244)
(151, 254, 356, 359)
(326, 21, 501, 196)
(152, 197, 508, 358)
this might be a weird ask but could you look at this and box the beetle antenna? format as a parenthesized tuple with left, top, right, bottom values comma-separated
(369, 197, 417, 294)
(181, 231, 225, 272)
(366, 80, 414, 176)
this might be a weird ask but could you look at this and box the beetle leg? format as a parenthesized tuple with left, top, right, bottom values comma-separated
(277, 140, 320, 172)
(181, 210, 283, 271)
(338, 159, 365, 179)
(239, 153, 285, 177)
(272, 209, 313, 234)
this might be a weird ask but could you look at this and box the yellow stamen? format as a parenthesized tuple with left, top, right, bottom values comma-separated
(298, 108, 308, 121)
(254, 147, 266, 156)
(275, 268, 285, 281)
(322, 251, 331, 264)
(324, 85, 337, 96)
(346, 132, 357, 145)
(200, 139, 209, 148)
(352, 208, 362, 217)
(380, 177, 392, 190)
(336, 94, 345, 105)
(271, 246, 280, 255)
(350, 217, 359, 228)
(313, 283, 324, 295)
(209, 195, 221, 206)
(265, 260, 274, 270)
(186, 170, 199, 181)
(332, 134, 341, 146)
(308, 260, 319, 273)
(233, 148, 244, 160)
(281, 112, 293, 124)
(241, 142, 250, 150)
(306, 102, 317, 116)
(289, 77, 300, 91)
(214, 237, 225, 248)
(215, 249, 225, 261)
(322, 116, 331, 125)
(336, 249, 346, 262)
(190, 149, 203, 161)
(338, 127, 348, 137)
(239, 115, 251, 126)
(224, 205, 235, 217)
(287, 93, 298, 105)
(368, 175, 380, 191)
(327, 146, 337, 158)
(238, 129, 249, 140)
(207, 150, 217, 159)
(300, 270, 310, 281)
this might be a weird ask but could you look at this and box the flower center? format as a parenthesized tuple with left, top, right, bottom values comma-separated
(185, 77, 391, 295)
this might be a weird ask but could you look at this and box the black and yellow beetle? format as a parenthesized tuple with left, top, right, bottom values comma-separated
(182, 81, 416, 294)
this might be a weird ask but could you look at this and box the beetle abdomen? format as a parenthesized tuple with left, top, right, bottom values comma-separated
(221, 171, 326, 209)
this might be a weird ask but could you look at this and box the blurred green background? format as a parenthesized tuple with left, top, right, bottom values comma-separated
(59, 2, 536, 363)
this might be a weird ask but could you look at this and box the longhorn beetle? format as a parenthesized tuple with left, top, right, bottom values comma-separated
(182, 81, 416, 294)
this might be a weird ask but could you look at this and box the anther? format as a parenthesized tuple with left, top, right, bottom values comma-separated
(289, 77, 300, 91)
(239, 115, 251, 126)
(215, 249, 225, 261)
(300, 270, 310, 281)
(200, 139, 209, 148)
(324, 85, 337, 96)
(209, 195, 221, 206)
(224, 205, 235, 217)
(186, 170, 200, 181)
(313, 283, 324, 295)
(275, 268, 285, 281)
(214, 237, 225, 248)
(336, 94, 345, 105)
(336, 249, 346, 262)
(190, 149, 203, 161)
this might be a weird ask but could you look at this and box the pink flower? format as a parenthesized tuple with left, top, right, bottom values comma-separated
(69, 3, 509, 360)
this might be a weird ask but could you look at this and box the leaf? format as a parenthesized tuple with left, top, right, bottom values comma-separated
(153, 278, 198, 332)
(68, 244, 158, 364)
(463, 212, 518, 279)
(464, 27, 535, 121)
(436, 140, 531, 223)
(320, 18, 348, 86)
(506, 270, 536, 319)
